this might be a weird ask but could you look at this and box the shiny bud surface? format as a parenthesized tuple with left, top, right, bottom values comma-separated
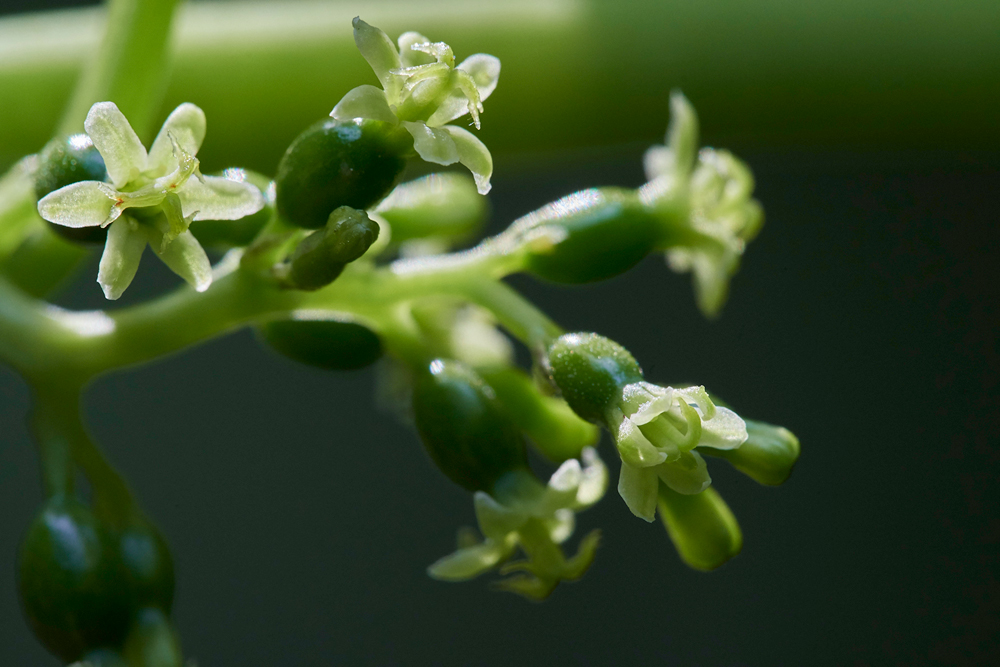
(546, 333, 644, 423)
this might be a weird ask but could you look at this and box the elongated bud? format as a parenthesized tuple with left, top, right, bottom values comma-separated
(657, 483, 742, 571)
(275, 118, 411, 229)
(413, 360, 529, 492)
(703, 419, 800, 485)
(376, 173, 487, 244)
(516, 188, 664, 284)
(257, 314, 383, 371)
(287, 206, 379, 290)
(479, 367, 599, 462)
(546, 332, 643, 423)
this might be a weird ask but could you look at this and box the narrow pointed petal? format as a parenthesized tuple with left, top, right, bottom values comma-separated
(563, 529, 601, 579)
(574, 447, 608, 508)
(427, 541, 510, 580)
(353, 18, 400, 90)
(178, 175, 265, 221)
(668, 90, 699, 177)
(473, 491, 528, 539)
(546, 508, 575, 544)
(458, 54, 501, 101)
(616, 417, 668, 467)
(150, 229, 212, 292)
(38, 181, 120, 228)
(698, 406, 748, 450)
(658, 484, 742, 571)
(331, 85, 397, 123)
(85, 102, 146, 188)
(443, 125, 493, 194)
(617, 462, 658, 521)
(655, 451, 712, 495)
(148, 103, 207, 173)
(548, 459, 582, 493)
(397, 31, 436, 67)
(402, 121, 459, 165)
(97, 218, 146, 300)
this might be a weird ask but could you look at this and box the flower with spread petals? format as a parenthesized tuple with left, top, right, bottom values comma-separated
(37, 102, 264, 299)
(640, 92, 763, 317)
(428, 448, 607, 600)
(331, 18, 499, 194)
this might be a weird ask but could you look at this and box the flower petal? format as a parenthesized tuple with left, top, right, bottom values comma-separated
(147, 103, 207, 174)
(473, 491, 528, 540)
(617, 462, 659, 521)
(149, 229, 212, 293)
(458, 54, 501, 101)
(427, 541, 511, 581)
(442, 125, 493, 195)
(697, 406, 748, 450)
(616, 416, 668, 467)
(548, 458, 582, 493)
(402, 121, 459, 165)
(655, 451, 711, 495)
(546, 508, 575, 544)
(353, 18, 401, 90)
(178, 175, 265, 221)
(97, 217, 147, 300)
(331, 85, 397, 123)
(85, 102, 146, 188)
(37, 181, 120, 228)
(574, 447, 608, 508)
(397, 31, 436, 67)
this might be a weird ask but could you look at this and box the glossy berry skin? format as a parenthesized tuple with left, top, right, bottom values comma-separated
(34, 135, 109, 245)
(258, 317, 384, 371)
(546, 332, 644, 423)
(287, 206, 380, 290)
(413, 360, 529, 493)
(522, 188, 663, 284)
(116, 517, 176, 614)
(275, 118, 410, 229)
(17, 497, 132, 663)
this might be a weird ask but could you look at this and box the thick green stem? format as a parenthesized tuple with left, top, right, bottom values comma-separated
(58, 0, 183, 139)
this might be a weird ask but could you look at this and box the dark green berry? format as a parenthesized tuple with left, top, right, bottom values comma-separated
(275, 118, 410, 229)
(18, 496, 132, 662)
(413, 359, 529, 492)
(546, 333, 644, 423)
(34, 135, 109, 245)
(520, 188, 663, 284)
(116, 517, 175, 613)
(257, 316, 383, 371)
(287, 206, 380, 290)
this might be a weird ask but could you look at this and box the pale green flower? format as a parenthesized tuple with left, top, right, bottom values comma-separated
(606, 383, 747, 521)
(37, 102, 264, 300)
(641, 92, 764, 317)
(428, 447, 607, 600)
(331, 18, 499, 194)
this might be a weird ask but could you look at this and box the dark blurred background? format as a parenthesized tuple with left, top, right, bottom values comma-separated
(2, 1, 998, 666)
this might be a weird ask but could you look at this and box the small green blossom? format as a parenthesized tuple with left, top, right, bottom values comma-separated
(641, 92, 764, 317)
(37, 102, 264, 299)
(608, 383, 747, 521)
(332, 18, 500, 194)
(428, 447, 607, 600)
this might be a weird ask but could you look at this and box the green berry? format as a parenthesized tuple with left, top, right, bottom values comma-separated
(17, 496, 131, 662)
(275, 118, 410, 229)
(521, 188, 663, 284)
(257, 316, 383, 371)
(34, 135, 109, 245)
(116, 517, 175, 613)
(546, 333, 644, 423)
(287, 206, 380, 290)
(413, 360, 529, 492)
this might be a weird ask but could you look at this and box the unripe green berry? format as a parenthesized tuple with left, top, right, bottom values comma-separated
(34, 135, 109, 245)
(546, 333, 644, 423)
(116, 517, 175, 614)
(18, 497, 131, 662)
(413, 360, 529, 493)
(275, 118, 410, 229)
(257, 316, 383, 371)
(521, 188, 663, 284)
(287, 206, 379, 290)
(376, 173, 487, 244)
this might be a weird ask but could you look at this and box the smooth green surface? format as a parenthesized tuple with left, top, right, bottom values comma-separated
(657, 483, 742, 572)
(257, 317, 383, 371)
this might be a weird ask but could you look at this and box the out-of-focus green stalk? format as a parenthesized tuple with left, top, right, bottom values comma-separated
(2, 0, 999, 173)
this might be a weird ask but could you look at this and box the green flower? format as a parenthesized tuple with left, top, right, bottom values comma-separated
(608, 382, 747, 521)
(641, 92, 763, 317)
(331, 18, 499, 194)
(428, 447, 607, 600)
(37, 102, 264, 299)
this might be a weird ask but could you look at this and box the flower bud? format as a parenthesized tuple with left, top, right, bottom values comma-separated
(702, 419, 800, 485)
(286, 206, 380, 290)
(258, 313, 383, 371)
(657, 483, 742, 571)
(546, 332, 644, 423)
(518, 188, 663, 284)
(375, 173, 487, 244)
(189, 169, 274, 249)
(413, 359, 529, 492)
(34, 135, 108, 245)
(275, 118, 411, 229)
